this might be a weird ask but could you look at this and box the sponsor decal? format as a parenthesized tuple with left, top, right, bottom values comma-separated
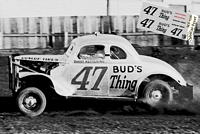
(109, 65, 142, 91)
(137, 2, 198, 42)
(42, 58, 59, 62)
(21, 57, 40, 61)
(187, 15, 197, 42)
(113, 65, 142, 73)
(21, 57, 59, 62)
(110, 75, 137, 91)
(159, 9, 171, 21)
(74, 60, 104, 63)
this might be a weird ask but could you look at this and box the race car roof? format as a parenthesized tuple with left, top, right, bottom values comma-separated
(72, 34, 131, 45)
(71, 34, 139, 57)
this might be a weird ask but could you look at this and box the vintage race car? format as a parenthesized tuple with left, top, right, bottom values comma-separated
(9, 33, 193, 117)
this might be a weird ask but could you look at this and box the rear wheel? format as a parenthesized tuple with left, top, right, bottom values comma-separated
(143, 80, 173, 106)
(16, 87, 47, 117)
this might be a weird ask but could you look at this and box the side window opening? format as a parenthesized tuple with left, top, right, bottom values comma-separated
(110, 46, 127, 59)
(78, 45, 105, 60)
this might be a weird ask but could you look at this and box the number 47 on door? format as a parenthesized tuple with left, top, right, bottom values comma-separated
(71, 66, 108, 91)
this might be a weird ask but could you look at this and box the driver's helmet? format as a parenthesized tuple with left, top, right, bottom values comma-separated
(96, 50, 104, 58)
(111, 47, 119, 54)
(94, 45, 105, 59)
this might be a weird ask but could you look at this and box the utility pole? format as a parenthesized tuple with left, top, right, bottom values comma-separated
(107, 0, 109, 17)
(105, 0, 112, 33)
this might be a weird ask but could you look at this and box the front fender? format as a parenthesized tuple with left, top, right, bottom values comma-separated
(19, 72, 76, 96)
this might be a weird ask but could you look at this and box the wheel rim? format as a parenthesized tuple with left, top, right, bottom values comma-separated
(148, 86, 169, 104)
(22, 93, 41, 111)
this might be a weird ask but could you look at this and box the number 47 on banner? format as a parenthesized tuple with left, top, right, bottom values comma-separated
(137, 2, 198, 42)
(140, 19, 155, 28)
(143, 6, 158, 16)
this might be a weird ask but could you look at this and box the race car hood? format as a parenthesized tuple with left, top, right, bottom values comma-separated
(15, 55, 67, 63)
(139, 55, 186, 86)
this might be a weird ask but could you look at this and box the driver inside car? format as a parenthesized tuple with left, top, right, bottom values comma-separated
(79, 45, 105, 60)
(110, 46, 120, 59)
(94, 46, 105, 59)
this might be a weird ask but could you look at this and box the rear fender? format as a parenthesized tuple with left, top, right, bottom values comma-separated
(19, 72, 76, 96)
(136, 72, 193, 100)
(135, 72, 185, 95)
(136, 71, 187, 90)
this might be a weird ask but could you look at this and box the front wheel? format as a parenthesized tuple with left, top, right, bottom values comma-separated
(143, 80, 173, 106)
(16, 87, 47, 117)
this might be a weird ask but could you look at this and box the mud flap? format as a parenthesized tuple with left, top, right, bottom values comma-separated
(175, 83, 193, 102)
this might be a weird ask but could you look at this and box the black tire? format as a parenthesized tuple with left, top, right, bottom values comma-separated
(143, 80, 173, 106)
(16, 87, 47, 117)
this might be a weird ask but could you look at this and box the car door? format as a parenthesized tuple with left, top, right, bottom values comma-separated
(69, 44, 109, 96)
(108, 45, 142, 97)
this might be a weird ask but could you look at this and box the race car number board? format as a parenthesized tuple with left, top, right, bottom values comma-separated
(137, 2, 198, 42)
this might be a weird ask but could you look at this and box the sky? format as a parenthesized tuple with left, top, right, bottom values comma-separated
(0, 0, 107, 17)
(0, 0, 171, 18)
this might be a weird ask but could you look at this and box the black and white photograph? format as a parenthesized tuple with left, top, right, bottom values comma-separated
(0, 0, 200, 133)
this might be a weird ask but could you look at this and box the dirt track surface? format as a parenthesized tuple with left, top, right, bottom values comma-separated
(0, 98, 200, 134)
(1, 113, 200, 134)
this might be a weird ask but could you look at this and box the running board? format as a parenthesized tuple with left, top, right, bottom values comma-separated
(66, 95, 136, 101)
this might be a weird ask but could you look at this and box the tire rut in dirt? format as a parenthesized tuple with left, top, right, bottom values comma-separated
(1, 97, 200, 133)
(0, 96, 200, 116)
(44, 98, 199, 117)
(0, 117, 7, 134)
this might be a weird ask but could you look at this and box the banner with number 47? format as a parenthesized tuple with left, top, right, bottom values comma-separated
(137, 2, 198, 42)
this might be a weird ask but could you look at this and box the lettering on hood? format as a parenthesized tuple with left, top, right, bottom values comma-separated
(21, 57, 59, 62)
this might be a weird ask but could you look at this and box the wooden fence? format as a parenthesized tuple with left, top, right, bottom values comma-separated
(0, 15, 199, 49)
